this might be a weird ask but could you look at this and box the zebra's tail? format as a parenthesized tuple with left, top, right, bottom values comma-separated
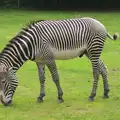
(107, 32, 119, 40)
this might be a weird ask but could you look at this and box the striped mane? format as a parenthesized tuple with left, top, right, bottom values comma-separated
(6, 20, 45, 45)
(26, 20, 45, 28)
(0, 20, 46, 61)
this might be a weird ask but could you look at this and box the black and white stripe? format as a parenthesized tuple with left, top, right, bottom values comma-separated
(0, 17, 118, 105)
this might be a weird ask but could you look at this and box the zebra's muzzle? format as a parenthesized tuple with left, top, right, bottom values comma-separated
(0, 95, 12, 106)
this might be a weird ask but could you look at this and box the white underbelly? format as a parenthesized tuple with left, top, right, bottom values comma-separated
(52, 47, 86, 60)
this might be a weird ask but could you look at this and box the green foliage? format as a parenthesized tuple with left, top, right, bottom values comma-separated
(0, 0, 120, 9)
(3, 0, 14, 7)
(0, 10, 120, 120)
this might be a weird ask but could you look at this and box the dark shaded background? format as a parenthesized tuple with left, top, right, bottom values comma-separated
(0, 0, 120, 10)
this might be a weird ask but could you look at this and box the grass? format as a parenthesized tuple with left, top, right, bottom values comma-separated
(0, 10, 120, 120)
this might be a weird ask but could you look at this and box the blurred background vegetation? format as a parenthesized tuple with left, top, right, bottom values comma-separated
(0, 0, 120, 10)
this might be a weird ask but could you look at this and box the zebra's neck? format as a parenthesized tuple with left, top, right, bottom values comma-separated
(0, 21, 42, 72)
(0, 38, 31, 72)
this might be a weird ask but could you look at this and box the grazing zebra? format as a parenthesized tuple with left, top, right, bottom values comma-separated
(0, 17, 118, 106)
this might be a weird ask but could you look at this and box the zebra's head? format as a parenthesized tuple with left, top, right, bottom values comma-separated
(0, 64, 18, 106)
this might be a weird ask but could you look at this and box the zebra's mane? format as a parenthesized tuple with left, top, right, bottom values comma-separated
(0, 19, 45, 54)
(25, 20, 45, 28)
(0, 19, 46, 66)
(9, 20, 45, 42)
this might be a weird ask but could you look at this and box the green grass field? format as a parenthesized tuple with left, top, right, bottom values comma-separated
(0, 10, 120, 120)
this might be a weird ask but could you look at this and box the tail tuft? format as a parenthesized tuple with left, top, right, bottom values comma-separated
(113, 32, 119, 40)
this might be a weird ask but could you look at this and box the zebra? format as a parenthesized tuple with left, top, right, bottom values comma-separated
(0, 17, 118, 106)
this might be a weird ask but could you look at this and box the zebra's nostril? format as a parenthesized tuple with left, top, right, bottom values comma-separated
(7, 100, 12, 105)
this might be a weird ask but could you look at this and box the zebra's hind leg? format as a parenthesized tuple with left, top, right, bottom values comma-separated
(46, 60, 64, 103)
(85, 52, 100, 101)
(36, 62, 46, 103)
(88, 61, 100, 101)
(98, 59, 109, 98)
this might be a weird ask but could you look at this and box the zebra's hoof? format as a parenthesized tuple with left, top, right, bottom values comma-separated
(88, 97, 94, 101)
(103, 95, 109, 99)
(37, 97, 43, 103)
(57, 98, 64, 103)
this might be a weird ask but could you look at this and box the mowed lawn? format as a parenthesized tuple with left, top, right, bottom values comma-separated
(0, 10, 120, 120)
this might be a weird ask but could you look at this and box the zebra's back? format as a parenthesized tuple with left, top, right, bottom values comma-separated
(35, 18, 107, 60)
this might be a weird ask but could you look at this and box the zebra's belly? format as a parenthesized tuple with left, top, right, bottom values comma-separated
(52, 47, 86, 60)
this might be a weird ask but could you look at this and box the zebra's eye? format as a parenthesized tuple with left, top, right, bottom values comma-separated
(1, 80, 5, 84)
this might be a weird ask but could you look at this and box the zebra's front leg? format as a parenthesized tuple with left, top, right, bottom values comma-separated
(89, 62, 100, 101)
(46, 60, 64, 103)
(98, 60, 109, 98)
(36, 62, 46, 103)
